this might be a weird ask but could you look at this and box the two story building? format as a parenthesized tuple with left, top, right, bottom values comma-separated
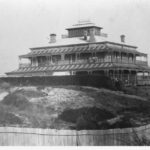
(6, 21, 150, 85)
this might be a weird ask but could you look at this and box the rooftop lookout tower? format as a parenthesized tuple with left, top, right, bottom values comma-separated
(66, 20, 103, 38)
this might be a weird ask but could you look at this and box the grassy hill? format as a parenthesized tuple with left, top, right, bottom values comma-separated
(0, 83, 150, 130)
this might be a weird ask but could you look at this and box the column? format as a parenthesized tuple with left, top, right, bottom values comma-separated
(106, 70, 109, 76)
(47, 56, 50, 65)
(143, 71, 145, 79)
(61, 54, 65, 61)
(122, 70, 124, 82)
(30, 57, 33, 66)
(77, 53, 81, 61)
(114, 52, 116, 63)
(112, 70, 114, 78)
(111, 51, 113, 63)
(70, 54, 73, 63)
(133, 54, 136, 64)
(120, 70, 123, 80)
(35, 57, 38, 66)
(113, 70, 115, 79)
(117, 69, 119, 79)
(128, 70, 131, 85)
(127, 53, 129, 64)
(75, 53, 78, 61)
(146, 55, 148, 65)
(134, 70, 137, 86)
(120, 52, 122, 63)
(50, 56, 53, 64)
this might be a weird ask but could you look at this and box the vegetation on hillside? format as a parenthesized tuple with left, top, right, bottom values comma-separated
(0, 80, 149, 131)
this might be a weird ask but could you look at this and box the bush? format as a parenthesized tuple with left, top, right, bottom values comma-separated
(129, 129, 150, 146)
(0, 111, 22, 125)
(0, 105, 22, 125)
(99, 116, 134, 129)
(0, 82, 11, 90)
(59, 107, 115, 130)
(2, 93, 30, 110)
(59, 107, 115, 123)
(76, 115, 98, 130)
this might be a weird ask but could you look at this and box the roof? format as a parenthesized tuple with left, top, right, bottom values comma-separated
(20, 42, 142, 58)
(66, 21, 103, 30)
(20, 44, 106, 58)
(19, 20, 146, 58)
(30, 34, 138, 49)
(7, 62, 150, 75)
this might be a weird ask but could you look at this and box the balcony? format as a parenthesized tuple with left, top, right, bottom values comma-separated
(19, 58, 148, 69)
(19, 63, 31, 68)
(112, 58, 148, 66)
(135, 60, 148, 66)
(55, 59, 89, 65)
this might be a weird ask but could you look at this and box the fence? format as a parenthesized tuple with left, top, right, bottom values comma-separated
(0, 75, 115, 90)
(0, 124, 150, 146)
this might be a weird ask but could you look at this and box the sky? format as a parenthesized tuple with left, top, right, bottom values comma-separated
(0, 0, 150, 75)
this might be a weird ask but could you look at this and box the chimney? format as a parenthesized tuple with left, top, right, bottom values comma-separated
(49, 33, 56, 43)
(89, 28, 96, 42)
(120, 35, 125, 43)
(83, 30, 88, 40)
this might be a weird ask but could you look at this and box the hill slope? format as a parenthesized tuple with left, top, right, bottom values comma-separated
(0, 85, 150, 130)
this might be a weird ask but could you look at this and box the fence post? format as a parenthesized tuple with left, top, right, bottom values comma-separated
(76, 130, 79, 146)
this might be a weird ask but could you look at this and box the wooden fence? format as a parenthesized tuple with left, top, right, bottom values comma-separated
(0, 124, 150, 146)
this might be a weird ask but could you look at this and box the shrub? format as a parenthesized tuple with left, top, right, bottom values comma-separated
(76, 115, 88, 130)
(59, 107, 114, 123)
(76, 115, 98, 130)
(129, 129, 150, 146)
(0, 105, 22, 125)
(2, 93, 30, 110)
(0, 82, 11, 90)
(0, 111, 22, 125)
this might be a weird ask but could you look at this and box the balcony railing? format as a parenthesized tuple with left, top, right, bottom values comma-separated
(19, 63, 31, 68)
(19, 58, 148, 69)
(135, 60, 148, 66)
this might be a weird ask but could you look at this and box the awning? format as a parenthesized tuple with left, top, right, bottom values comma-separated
(113, 63, 139, 69)
(137, 65, 150, 71)
(8, 62, 147, 74)
(107, 45, 141, 55)
(20, 45, 143, 59)
(19, 44, 108, 58)
(9, 63, 113, 73)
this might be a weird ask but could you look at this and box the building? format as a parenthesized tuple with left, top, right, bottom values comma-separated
(6, 20, 150, 85)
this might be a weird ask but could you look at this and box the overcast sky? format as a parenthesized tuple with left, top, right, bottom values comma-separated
(0, 0, 150, 75)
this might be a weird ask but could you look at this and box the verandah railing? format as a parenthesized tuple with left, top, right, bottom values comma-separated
(19, 58, 148, 68)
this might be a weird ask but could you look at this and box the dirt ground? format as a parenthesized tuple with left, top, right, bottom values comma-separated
(0, 84, 150, 130)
